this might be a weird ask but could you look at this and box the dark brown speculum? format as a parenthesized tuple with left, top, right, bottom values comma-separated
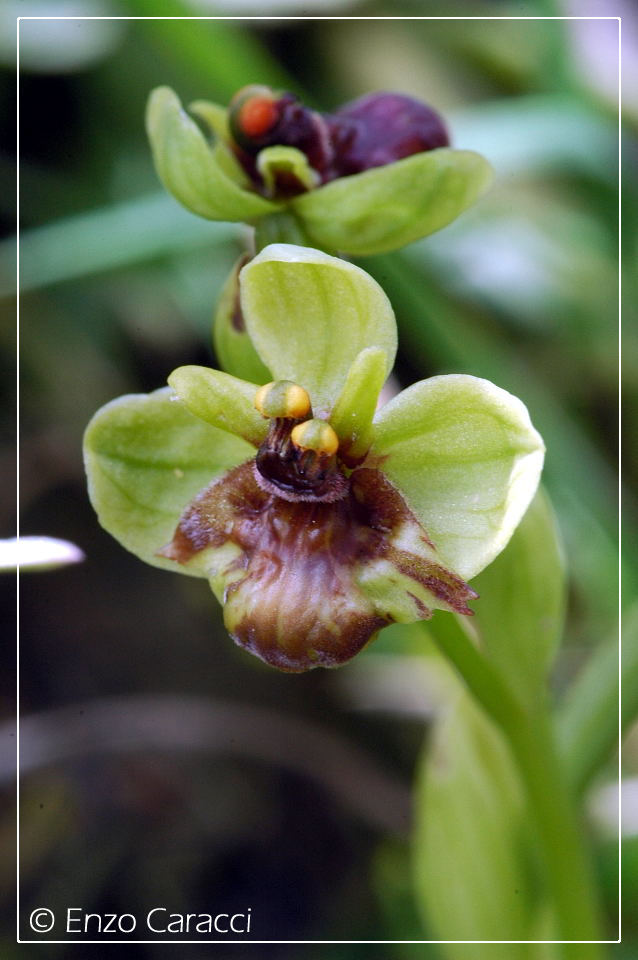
(160, 410, 477, 672)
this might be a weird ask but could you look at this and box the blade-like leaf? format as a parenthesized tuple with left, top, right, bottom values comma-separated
(146, 87, 281, 223)
(372, 374, 544, 581)
(83, 387, 253, 574)
(413, 691, 535, 950)
(239, 244, 397, 413)
(468, 488, 565, 705)
(291, 149, 493, 256)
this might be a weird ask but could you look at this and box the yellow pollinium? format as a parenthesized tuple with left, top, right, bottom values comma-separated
(291, 419, 339, 456)
(254, 380, 311, 420)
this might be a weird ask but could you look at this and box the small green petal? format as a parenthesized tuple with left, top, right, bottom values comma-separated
(329, 347, 387, 462)
(213, 255, 272, 383)
(291, 149, 493, 255)
(371, 375, 544, 581)
(189, 98, 230, 141)
(167, 366, 268, 447)
(239, 244, 397, 413)
(256, 145, 319, 197)
(146, 86, 282, 223)
(83, 387, 253, 574)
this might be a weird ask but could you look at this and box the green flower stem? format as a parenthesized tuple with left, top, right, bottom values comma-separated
(432, 619, 604, 952)
(254, 212, 313, 251)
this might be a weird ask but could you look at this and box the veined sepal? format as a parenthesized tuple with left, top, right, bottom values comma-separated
(146, 86, 282, 222)
(239, 244, 397, 413)
(82, 387, 254, 574)
(290, 148, 493, 256)
(213, 254, 272, 384)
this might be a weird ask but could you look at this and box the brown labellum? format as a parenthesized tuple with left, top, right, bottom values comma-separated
(160, 458, 477, 673)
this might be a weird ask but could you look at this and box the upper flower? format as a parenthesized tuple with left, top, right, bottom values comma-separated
(84, 245, 544, 672)
(146, 85, 493, 256)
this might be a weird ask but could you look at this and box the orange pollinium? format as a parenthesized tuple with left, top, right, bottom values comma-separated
(238, 95, 279, 139)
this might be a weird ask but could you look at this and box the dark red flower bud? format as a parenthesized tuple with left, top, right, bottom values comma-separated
(228, 85, 334, 194)
(227, 87, 449, 198)
(326, 92, 449, 177)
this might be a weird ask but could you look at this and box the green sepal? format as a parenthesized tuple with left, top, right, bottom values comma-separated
(256, 145, 319, 197)
(167, 366, 268, 447)
(291, 149, 493, 255)
(371, 374, 544, 581)
(83, 387, 253, 574)
(213, 255, 272, 383)
(239, 243, 397, 413)
(146, 86, 282, 223)
(329, 347, 388, 462)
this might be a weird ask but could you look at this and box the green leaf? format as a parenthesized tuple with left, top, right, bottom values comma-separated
(83, 387, 253, 574)
(413, 690, 535, 949)
(291, 149, 493, 256)
(239, 244, 397, 412)
(167, 367, 268, 447)
(256, 145, 319, 197)
(146, 86, 281, 223)
(213, 255, 272, 384)
(329, 347, 388, 461)
(372, 374, 544, 581)
(468, 488, 565, 705)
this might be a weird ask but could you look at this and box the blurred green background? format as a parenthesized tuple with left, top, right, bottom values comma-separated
(5, 3, 633, 955)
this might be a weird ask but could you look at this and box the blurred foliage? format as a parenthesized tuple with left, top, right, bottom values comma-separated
(6, 4, 632, 954)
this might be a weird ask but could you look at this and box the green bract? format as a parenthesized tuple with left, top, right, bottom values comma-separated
(146, 86, 493, 256)
(84, 245, 544, 672)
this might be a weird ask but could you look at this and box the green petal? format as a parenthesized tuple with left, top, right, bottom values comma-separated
(329, 347, 388, 462)
(167, 366, 268, 447)
(213, 255, 272, 384)
(255, 145, 319, 197)
(146, 86, 282, 223)
(371, 375, 544, 581)
(291, 149, 493, 256)
(188, 98, 230, 141)
(83, 387, 253, 574)
(239, 244, 397, 413)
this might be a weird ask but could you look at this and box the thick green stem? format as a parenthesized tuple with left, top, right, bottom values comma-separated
(433, 622, 604, 954)
(254, 211, 312, 251)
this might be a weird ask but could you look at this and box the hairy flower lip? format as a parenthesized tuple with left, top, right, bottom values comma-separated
(158, 460, 478, 672)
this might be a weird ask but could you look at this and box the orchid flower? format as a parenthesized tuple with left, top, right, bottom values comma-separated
(84, 245, 544, 672)
(146, 85, 493, 256)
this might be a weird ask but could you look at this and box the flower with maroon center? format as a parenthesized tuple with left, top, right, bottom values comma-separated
(146, 84, 493, 256)
(84, 245, 544, 672)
